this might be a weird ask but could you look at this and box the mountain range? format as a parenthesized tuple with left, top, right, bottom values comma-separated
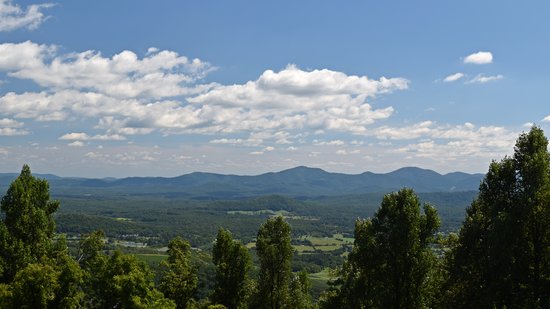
(0, 166, 484, 198)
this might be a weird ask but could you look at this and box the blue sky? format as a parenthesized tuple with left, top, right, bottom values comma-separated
(0, 0, 549, 177)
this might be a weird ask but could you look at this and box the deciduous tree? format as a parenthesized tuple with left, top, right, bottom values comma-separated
(160, 236, 198, 309)
(211, 228, 251, 309)
(444, 126, 550, 308)
(321, 188, 440, 309)
(254, 216, 293, 309)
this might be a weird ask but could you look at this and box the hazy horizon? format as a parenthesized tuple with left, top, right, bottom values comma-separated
(0, 164, 486, 179)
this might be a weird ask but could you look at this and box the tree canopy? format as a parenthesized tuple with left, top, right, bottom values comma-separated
(444, 126, 550, 308)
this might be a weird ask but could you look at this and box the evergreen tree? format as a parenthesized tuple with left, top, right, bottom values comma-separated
(444, 126, 550, 308)
(160, 236, 198, 309)
(211, 228, 251, 309)
(321, 188, 440, 309)
(254, 216, 293, 309)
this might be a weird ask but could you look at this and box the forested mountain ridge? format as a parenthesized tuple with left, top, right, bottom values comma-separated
(0, 166, 483, 198)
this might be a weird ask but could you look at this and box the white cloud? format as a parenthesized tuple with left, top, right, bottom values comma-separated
(467, 74, 503, 84)
(0, 117, 22, 127)
(59, 132, 126, 141)
(370, 121, 518, 165)
(59, 132, 89, 140)
(464, 51, 493, 64)
(0, 127, 27, 135)
(0, 52, 408, 137)
(372, 121, 514, 144)
(68, 141, 84, 147)
(0, 41, 214, 99)
(0, 0, 54, 32)
(373, 121, 435, 140)
(443, 72, 464, 82)
(542, 116, 550, 123)
(188, 65, 407, 134)
(0, 117, 27, 135)
(313, 139, 345, 146)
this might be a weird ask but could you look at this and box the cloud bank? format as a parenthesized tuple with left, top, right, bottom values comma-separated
(0, 42, 409, 140)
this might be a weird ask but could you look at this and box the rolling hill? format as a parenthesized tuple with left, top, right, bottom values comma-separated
(0, 166, 484, 198)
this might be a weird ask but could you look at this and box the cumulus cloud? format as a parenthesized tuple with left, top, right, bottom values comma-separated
(0, 48, 408, 137)
(0, 117, 27, 135)
(443, 72, 464, 82)
(59, 132, 126, 141)
(543, 116, 550, 122)
(188, 65, 407, 135)
(68, 141, 84, 147)
(313, 139, 345, 146)
(0, 0, 54, 32)
(0, 117, 22, 127)
(370, 121, 518, 164)
(0, 127, 27, 136)
(467, 74, 504, 84)
(0, 41, 214, 99)
(464, 51, 493, 64)
(372, 121, 514, 142)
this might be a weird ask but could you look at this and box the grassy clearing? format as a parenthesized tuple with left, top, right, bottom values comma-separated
(308, 268, 335, 298)
(246, 233, 354, 253)
(227, 209, 319, 221)
(293, 245, 315, 252)
(227, 209, 290, 216)
(135, 253, 168, 264)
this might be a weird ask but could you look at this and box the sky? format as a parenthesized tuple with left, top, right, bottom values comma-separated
(0, 0, 549, 177)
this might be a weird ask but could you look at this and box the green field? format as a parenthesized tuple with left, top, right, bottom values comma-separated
(308, 268, 335, 298)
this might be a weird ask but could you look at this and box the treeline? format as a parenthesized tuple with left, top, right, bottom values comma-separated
(1, 126, 550, 308)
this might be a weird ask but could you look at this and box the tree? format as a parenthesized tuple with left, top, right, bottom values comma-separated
(10, 262, 59, 308)
(444, 126, 550, 308)
(288, 271, 315, 309)
(99, 250, 175, 309)
(211, 228, 251, 309)
(48, 235, 85, 308)
(254, 216, 293, 309)
(0, 165, 59, 281)
(160, 236, 198, 309)
(78, 230, 109, 308)
(321, 188, 440, 309)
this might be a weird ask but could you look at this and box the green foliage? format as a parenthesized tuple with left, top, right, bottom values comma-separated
(254, 216, 293, 309)
(288, 271, 315, 309)
(444, 126, 550, 308)
(160, 236, 198, 309)
(10, 262, 59, 308)
(0, 165, 59, 281)
(48, 235, 85, 308)
(97, 250, 175, 308)
(321, 188, 441, 308)
(211, 228, 251, 309)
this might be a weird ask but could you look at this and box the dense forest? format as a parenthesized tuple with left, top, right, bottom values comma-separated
(1, 126, 550, 308)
